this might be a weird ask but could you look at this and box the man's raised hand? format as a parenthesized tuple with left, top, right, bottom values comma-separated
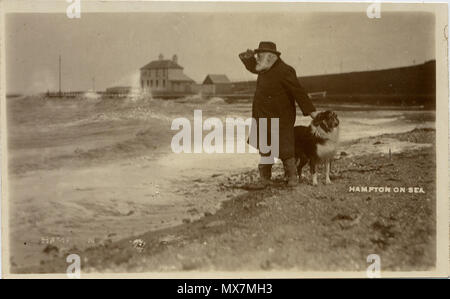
(241, 49, 255, 59)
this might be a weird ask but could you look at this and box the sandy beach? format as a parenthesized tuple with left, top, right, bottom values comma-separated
(5, 95, 435, 272)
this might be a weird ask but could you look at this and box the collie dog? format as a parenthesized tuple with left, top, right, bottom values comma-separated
(294, 111, 340, 185)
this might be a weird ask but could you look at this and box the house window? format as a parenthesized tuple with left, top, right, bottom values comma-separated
(163, 80, 166, 88)
(141, 80, 144, 88)
(147, 80, 149, 87)
(150, 80, 153, 87)
(156, 80, 158, 87)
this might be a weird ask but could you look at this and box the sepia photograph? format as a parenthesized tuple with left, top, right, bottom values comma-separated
(0, 1, 448, 278)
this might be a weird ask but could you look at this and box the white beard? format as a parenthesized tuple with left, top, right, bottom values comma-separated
(255, 54, 277, 72)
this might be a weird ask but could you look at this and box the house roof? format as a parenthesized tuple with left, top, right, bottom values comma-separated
(203, 74, 231, 84)
(140, 60, 183, 70)
(168, 72, 195, 82)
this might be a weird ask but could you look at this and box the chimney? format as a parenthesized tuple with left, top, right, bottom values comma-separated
(172, 54, 178, 64)
(158, 53, 164, 60)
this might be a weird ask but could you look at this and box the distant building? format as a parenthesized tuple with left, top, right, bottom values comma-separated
(202, 74, 231, 95)
(106, 86, 131, 94)
(140, 54, 195, 95)
(105, 86, 140, 96)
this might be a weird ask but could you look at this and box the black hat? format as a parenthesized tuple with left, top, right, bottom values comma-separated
(254, 41, 281, 56)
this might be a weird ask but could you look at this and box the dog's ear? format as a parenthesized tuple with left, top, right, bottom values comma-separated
(325, 111, 336, 119)
(312, 112, 324, 126)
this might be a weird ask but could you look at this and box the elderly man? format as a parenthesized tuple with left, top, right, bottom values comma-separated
(239, 41, 318, 187)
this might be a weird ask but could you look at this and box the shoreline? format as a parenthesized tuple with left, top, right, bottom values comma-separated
(11, 128, 436, 274)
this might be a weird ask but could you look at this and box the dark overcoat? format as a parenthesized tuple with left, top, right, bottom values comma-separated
(239, 53, 316, 160)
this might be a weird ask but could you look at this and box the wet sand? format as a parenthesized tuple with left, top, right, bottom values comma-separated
(14, 129, 436, 273)
(5, 95, 435, 272)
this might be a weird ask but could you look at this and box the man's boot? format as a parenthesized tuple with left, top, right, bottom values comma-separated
(245, 164, 272, 190)
(258, 164, 272, 187)
(283, 158, 298, 187)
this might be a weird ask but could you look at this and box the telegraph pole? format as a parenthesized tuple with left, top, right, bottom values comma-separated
(59, 55, 62, 97)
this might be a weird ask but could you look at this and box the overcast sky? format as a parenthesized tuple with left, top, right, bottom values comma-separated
(6, 12, 434, 94)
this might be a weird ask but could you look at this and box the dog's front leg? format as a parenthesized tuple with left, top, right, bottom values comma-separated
(297, 157, 308, 182)
(310, 160, 318, 186)
(325, 160, 331, 185)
